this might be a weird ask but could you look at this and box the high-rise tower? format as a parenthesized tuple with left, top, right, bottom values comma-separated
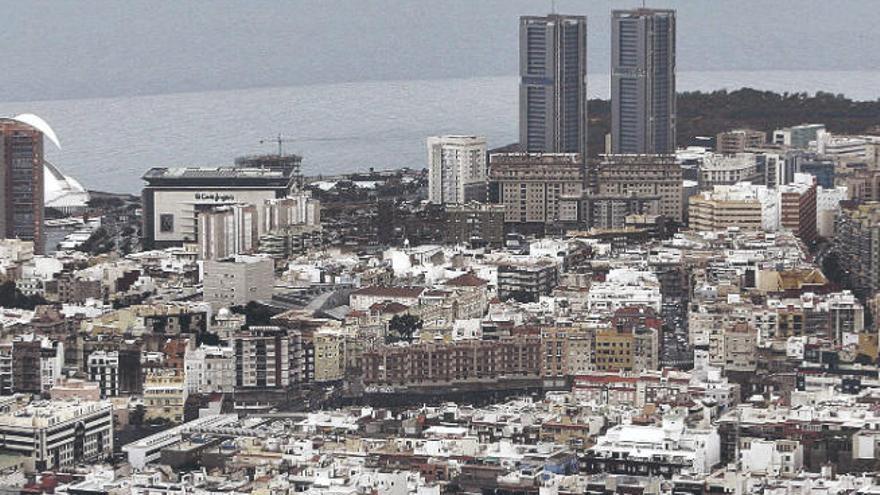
(611, 9, 676, 154)
(519, 14, 588, 156)
(0, 116, 50, 253)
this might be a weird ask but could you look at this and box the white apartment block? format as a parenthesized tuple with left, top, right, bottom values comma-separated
(427, 135, 487, 204)
(184, 345, 235, 394)
(587, 269, 662, 314)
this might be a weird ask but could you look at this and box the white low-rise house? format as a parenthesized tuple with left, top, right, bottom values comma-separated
(587, 269, 662, 314)
(586, 413, 721, 476)
(740, 438, 804, 476)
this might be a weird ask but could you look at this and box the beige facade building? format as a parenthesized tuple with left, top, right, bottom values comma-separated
(688, 191, 763, 232)
(595, 155, 683, 222)
(313, 330, 347, 383)
(489, 153, 584, 224)
(197, 203, 259, 261)
(143, 369, 188, 423)
(716, 129, 766, 154)
(202, 255, 274, 310)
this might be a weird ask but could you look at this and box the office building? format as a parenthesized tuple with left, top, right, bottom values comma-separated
(773, 124, 825, 149)
(489, 153, 585, 226)
(427, 135, 488, 204)
(0, 400, 113, 471)
(202, 255, 274, 310)
(699, 153, 760, 188)
(0, 115, 56, 254)
(142, 166, 296, 249)
(716, 129, 766, 154)
(519, 15, 588, 155)
(595, 155, 683, 222)
(610, 9, 676, 154)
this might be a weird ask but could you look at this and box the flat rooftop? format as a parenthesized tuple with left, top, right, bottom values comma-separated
(142, 166, 296, 188)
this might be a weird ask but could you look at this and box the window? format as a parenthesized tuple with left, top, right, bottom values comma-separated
(159, 214, 174, 233)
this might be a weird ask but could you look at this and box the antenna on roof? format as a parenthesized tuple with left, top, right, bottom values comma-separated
(551, 0, 556, 14)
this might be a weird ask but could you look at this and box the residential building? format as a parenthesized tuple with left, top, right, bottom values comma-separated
(610, 9, 676, 154)
(143, 369, 188, 423)
(573, 195, 661, 230)
(361, 335, 542, 389)
(595, 155, 683, 222)
(202, 255, 274, 310)
(349, 286, 425, 312)
(739, 438, 804, 476)
(497, 263, 559, 302)
(427, 135, 488, 204)
(816, 185, 847, 238)
(584, 414, 720, 476)
(12, 335, 63, 394)
(313, 330, 346, 383)
(443, 202, 506, 246)
(183, 345, 235, 394)
(0, 116, 49, 253)
(716, 129, 766, 154)
(88, 350, 121, 398)
(778, 173, 817, 244)
(262, 192, 320, 231)
(232, 326, 302, 390)
(519, 15, 588, 155)
(489, 153, 585, 226)
(722, 322, 758, 372)
(197, 203, 258, 260)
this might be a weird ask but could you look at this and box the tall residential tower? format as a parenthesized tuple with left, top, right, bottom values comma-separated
(611, 9, 676, 155)
(427, 135, 488, 204)
(0, 116, 53, 254)
(519, 14, 588, 156)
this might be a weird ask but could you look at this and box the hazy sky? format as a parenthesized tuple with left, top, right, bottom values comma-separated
(2, 0, 877, 102)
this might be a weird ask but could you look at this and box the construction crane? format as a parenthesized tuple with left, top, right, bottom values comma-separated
(259, 133, 300, 156)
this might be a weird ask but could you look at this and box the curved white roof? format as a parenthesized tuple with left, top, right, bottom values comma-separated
(44, 161, 89, 208)
(10, 113, 61, 149)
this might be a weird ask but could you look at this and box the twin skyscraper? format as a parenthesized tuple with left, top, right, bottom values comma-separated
(519, 8, 676, 156)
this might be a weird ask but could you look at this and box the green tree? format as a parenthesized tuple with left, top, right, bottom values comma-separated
(386, 314, 422, 344)
(0, 281, 48, 310)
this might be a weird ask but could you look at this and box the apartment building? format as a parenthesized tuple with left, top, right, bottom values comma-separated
(489, 153, 585, 225)
(596, 155, 683, 222)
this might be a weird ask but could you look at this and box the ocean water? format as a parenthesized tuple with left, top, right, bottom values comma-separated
(0, 69, 878, 194)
